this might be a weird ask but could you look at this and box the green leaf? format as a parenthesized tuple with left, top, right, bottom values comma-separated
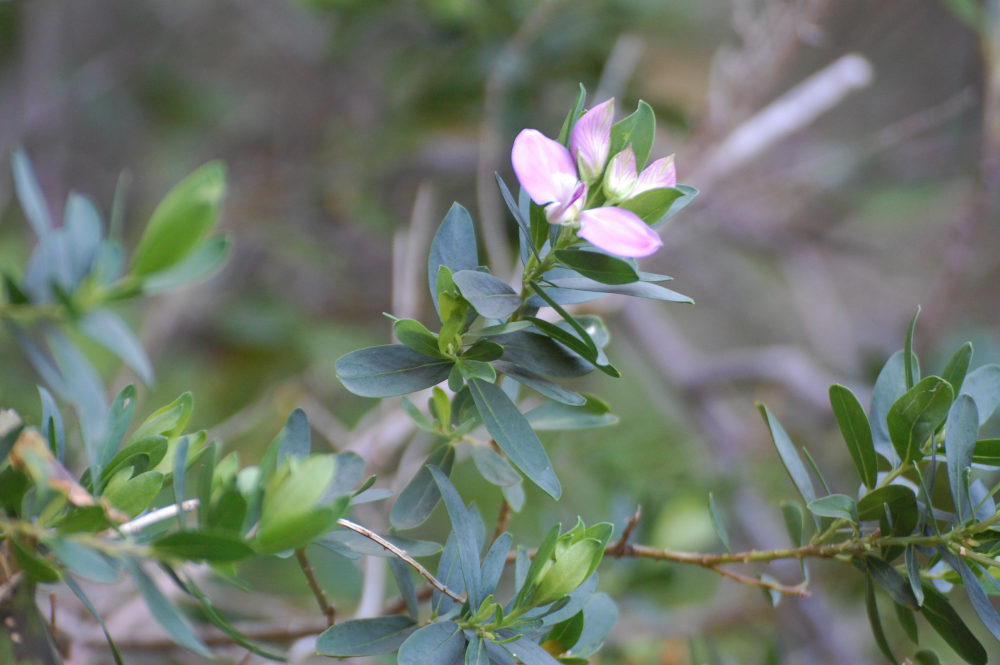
(757, 404, 817, 506)
(276, 407, 311, 464)
(12, 149, 54, 237)
(940, 549, 1000, 642)
(904, 307, 920, 390)
(544, 275, 692, 302)
(481, 532, 513, 593)
(152, 531, 255, 562)
(972, 438, 1000, 465)
(458, 359, 496, 383)
(79, 310, 154, 385)
(469, 379, 561, 499)
(130, 392, 194, 443)
(557, 83, 588, 145)
(945, 395, 979, 522)
(860, 556, 918, 609)
(895, 601, 919, 643)
(912, 649, 943, 665)
(122, 558, 212, 657)
(63, 580, 124, 664)
(428, 203, 478, 312)
(495, 362, 585, 406)
(609, 101, 655, 169)
(493, 331, 593, 378)
(829, 384, 878, 488)
(554, 249, 639, 285)
(257, 455, 337, 544)
(317, 616, 418, 656)
(140, 235, 231, 293)
(959, 364, 1000, 425)
(105, 470, 164, 518)
(429, 466, 484, 607)
(526, 395, 618, 430)
(394, 319, 444, 358)
(471, 445, 522, 487)
(398, 621, 465, 665)
(708, 493, 731, 553)
(864, 574, 897, 664)
(465, 635, 490, 665)
(44, 537, 119, 584)
(887, 376, 954, 463)
(97, 385, 138, 477)
(453, 269, 521, 319)
(391, 445, 455, 530)
(336, 344, 453, 398)
(515, 524, 561, 610)
(905, 545, 924, 606)
(807, 494, 858, 524)
(254, 503, 346, 554)
(496, 173, 538, 264)
(617, 187, 684, 226)
(920, 581, 987, 665)
(941, 342, 973, 394)
(870, 351, 910, 467)
(533, 539, 603, 606)
(132, 161, 226, 276)
(780, 500, 807, 547)
(11, 538, 61, 583)
(857, 484, 917, 521)
(650, 184, 698, 228)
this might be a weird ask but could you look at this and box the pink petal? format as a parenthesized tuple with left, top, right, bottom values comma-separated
(569, 98, 614, 182)
(512, 129, 577, 205)
(633, 155, 677, 196)
(578, 207, 663, 258)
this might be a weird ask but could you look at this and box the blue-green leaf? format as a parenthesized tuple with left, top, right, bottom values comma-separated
(12, 149, 54, 237)
(708, 493, 731, 553)
(470, 445, 522, 487)
(544, 276, 692, 302)
(337, 344, 453, 398)
(453, 270, 520, 319)
(609, 101, 655, 169)
(526, 395, 618, 431)
(651, 184, 698, 228)
(945, 395, 979, 522)
(122, 558, 211, 657)
(940, 549, 1000, 641)
(398, 621, 465, 665)
(429, 203, 478, 312)
(429, 466, 484, 608)
(553, 249, 639, 285)
(277, 408, 311, 464)
(757, 404, 817, 508)
(469, 379, 561, 499)
(63, 576, 124, 665)
(959, 364, 1000, 426)
(941, 342, 973, 394)
(864, 574, 897, 664)
(870, 351, 908, 466)
(920, 581, 988, 665)
(391, 445, 455, 530)
(317, 616, 418, 656)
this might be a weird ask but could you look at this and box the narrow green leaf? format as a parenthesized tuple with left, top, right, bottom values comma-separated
(945, 395, 979, 522)
(651, 184, 698, 228)
(829, 384, 878, 488)
(861, 556, 917, 609)
(122, 558, 212, 657)
(390, 557, 420, 619)
(471, 445, 522, 487)
(465, 635, 490, 665)
(132, 161, 226, 276)
(556, 83, 588, 145)
(544, 276, 692, 302)
(780, 501, 806, 547)
(708, 493, 731, 553)
(12, 149, 54, 237)
(173, 435, 189, 529)
(941, 342, 973, 394)
(391, 445, 455, 530)
(79, 310, 154, 385)
(453, 270, 520, 319)
(894, 601, 919, 643)
(152, 531, 255, 562)
(492, 331, 593, 378)
(495, 361, 585, 406)
(64, 576, 125, 665)
(44, 537, 119, 584)
(469, 379, 561, 499)
(864, 574, 897, 664)
(105, 470, 164, 518)
(554, 249, 639, 285)
(920, 581, 988, 665)
(336, 344, 453, 398)
(940, 549, 1000, 641)
(617, 187, 684, 227)
(905, 545, 924, 606)
(904, 307, 921, 390)
(526, 394, 618, 431)
(870, 351, 909, 467)
(757, 404, 817, 507)
(129, 392, 193, 442)
(429, 466, 484, 608)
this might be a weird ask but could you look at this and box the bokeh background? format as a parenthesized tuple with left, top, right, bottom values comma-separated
(0, 0, 997, 663)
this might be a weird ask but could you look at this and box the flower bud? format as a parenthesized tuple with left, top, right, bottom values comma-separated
(601, 145, 637, 204)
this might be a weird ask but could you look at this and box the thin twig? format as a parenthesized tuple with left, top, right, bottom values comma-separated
(295, 548, 336, 626)
(493, 499, 512, 544)
(336, 518, 464, 603)
(609, 505, 642, 557)
(117, 499, 200, 535)
(0, 571, 23, 605)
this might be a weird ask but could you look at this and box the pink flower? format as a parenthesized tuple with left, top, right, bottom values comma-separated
(632, 155, 676, 197)
(510, 105, 663, 258)
(569, 98, 614, 183)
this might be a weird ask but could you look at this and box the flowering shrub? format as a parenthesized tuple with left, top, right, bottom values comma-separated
(1, 88, 1000, 665)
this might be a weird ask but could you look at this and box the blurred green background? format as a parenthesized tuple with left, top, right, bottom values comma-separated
(0, 0, 997, 663)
